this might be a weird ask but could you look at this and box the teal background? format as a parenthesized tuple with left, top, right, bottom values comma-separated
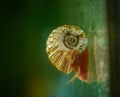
(1, 0, 112, 97)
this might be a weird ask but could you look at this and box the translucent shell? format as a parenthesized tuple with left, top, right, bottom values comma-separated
(46, 25, 89, 82)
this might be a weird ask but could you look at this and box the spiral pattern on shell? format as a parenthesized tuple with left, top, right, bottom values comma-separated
(46, 25, 88, 76)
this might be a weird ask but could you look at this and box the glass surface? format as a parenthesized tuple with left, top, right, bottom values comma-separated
(1, 0, 110, 97)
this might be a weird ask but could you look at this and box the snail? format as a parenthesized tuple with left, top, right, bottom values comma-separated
(46, 25, 89, 83)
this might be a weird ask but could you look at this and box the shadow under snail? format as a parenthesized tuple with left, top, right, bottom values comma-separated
(46, 25, 89, 83)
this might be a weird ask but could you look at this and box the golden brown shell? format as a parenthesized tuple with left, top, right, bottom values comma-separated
(46, 25, 88, 75)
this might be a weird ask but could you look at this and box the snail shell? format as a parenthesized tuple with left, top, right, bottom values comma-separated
(46, 25, 89, 82)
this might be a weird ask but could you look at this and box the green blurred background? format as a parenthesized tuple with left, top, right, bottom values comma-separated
(1, 0, 120, 97)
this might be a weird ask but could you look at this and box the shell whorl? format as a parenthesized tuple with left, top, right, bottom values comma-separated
(46, 25, 88, 74)
(64, 34, 78, 49)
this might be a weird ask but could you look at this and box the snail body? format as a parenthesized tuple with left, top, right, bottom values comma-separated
(46, 25, 89, 82)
